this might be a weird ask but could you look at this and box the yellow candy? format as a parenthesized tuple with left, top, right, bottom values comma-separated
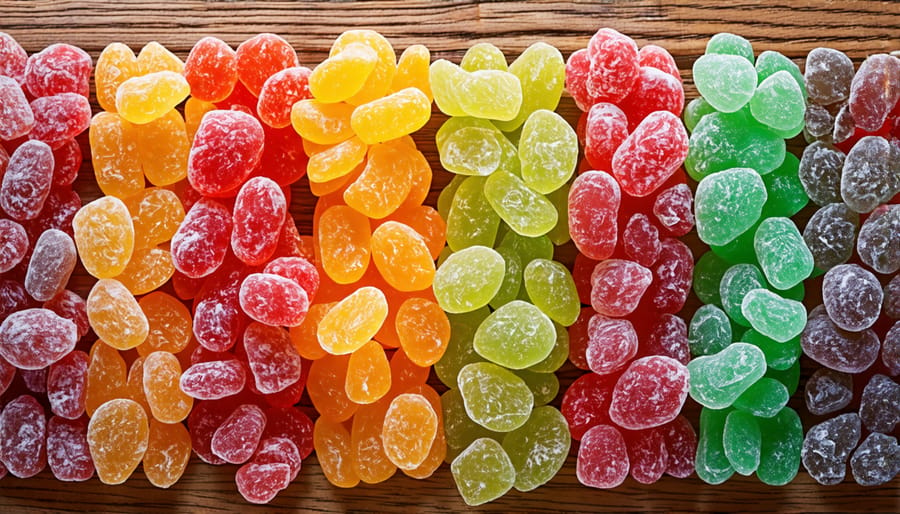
(310, 42, 378, 104)
(87, 398, 149, 485)
(290, 99, 355, 145)
(87, 278, 150, 350)
(184, 97, 216, 142)
(330, 30, 397, 106)
(73, 196, 135, 278)
(392, 45, 432, 101)
(95, 43, 139, 113)
(90, 112, 144, 199)
(307, 136, 367, 183)
(114, 246, 175, 296)
(350, 87, 431, 145)
(137, 41, 185, 74)
(317, 286, 388, 355)
(123, 187, 185, 250)
(116, 71, 190, 125)
(134, 109, 189, 186)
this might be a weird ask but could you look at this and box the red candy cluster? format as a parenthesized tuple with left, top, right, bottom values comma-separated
(563, 28, 697, 488)
(0, 35, 90, 481)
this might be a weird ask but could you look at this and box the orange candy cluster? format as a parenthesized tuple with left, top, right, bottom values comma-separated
(296, 30, 450, 487)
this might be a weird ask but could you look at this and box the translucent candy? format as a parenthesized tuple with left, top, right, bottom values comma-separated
(87, 398, 149, 485)
(351, 88, 431, 145)
(749, 70, 806, 132)
(144, 419, 191, 488)
(518, 109, 577, 194)
(86, 279, 149, 350)
(89, 112, 143, 199)
(805, 367, 853, 416)
(47, 350, 89, 419)
(0, 394, 47, 478)
(688, 343, 767, 409)
(235, 33, 298, 97)
(722, 409, 761, 475)
(501, 406, 569, 492)
(841, 136, 898, 214)
(586, 315, 638, 375)
(823, 264, 883, 332)
(804, 47, 854, 105)
(345, 340, 390, 404)
(395, 297, 450, 367)
(382, 393, 438, 470)
(484, 169, 557, 237)
(25, 229, 77, 302)
(799, 142, 844, 206)
(170, 198, 232, 279)
(370, 221, 434, 292)
(801, 307, 880, 373)
(458, 361, 533, 432)
(732, 377, 789, 418)
(801, 413, 860, 485)
(434, 246, 505, 313)
(212, 404, 267, 464)
(686, 111, 785, 180)
(577, 424, 629, 489)
(317, 286, 387, 355)
(692, 53, 757, 113)
(857, 205, 899, 274)
(850, 433, 900, 486)
(741, 288, 807, 343)
(0, 308, 76, 369)
(688, 304, 732, 357)
(590, 259, 651, 317)
(72, 195, 134, 279)
(47, 416, 94, 482)
(609, 356, 690, 430)
(757, 407, 802, 486)
(451, 438, 515, 506)
(859, 374, 899, 433)
(848, 54, 900, 132)
(2, 140, 54, 221)
(495, 43, 565, 132)
(314, 416, 360, 488)
(183, 37, 238, 103)
(612, 111, 689, 197)
(188, 110, 264, 196)
(802, 203, 858, 271)
(115, 71, 190, 125)
(473, 300, 555, 369)
(694, 168, 767, 246)
(142, 351, 192, 423)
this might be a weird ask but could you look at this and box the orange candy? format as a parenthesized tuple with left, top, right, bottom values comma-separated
(86, 398, 149, 485)
(86, 278, 149, 350)
(85, 340, 127, 417)
(314, 416, 360, 488)
(317, 286, 388, 354)
(307, 353, 358, 423)
(317, 205, 371, 284)
(370, 221, 435, 291)
(144, 419, 192, 488)
(137, 291, 193, 356)
(143, 351, 193, 423)
(395, 297, 450, 366)
(381, 393, 438, 470)
(345, 340, 391, 404)
(350, 399, 397, 484)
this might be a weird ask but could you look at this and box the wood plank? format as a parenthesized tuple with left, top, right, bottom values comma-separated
(0, 1, 898, 511)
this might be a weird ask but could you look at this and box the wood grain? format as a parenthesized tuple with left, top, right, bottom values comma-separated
(1, 1, 898, 512)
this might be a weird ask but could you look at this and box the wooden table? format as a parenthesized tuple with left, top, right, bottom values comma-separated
(1, 1, 898, 511)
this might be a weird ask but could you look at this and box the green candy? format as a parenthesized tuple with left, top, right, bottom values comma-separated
(780, 280, 805, 302)
(527, 321, 569, 373)
(430, 59, 469, 117)
(732, 377, 790, 418)
(757, 407, 802, 486)
(695, 168, 768, 246)
(440, 126, 503, 176)
(740, 328, 801, 371)
(684, 97, 718, 133)
(441, 388, 499, 462)
(435, 307, 490, 388)
(545, 181, 571, 246)
(688, 304, 733, 357)
(749, 70, 806, 132)
(689, 342, 767, 409)
(495, 42, 565, 133)
(693, 251, 731, 305)
(709, 221, 760, 265)
(473, 300, 555, 369)
(765, 359, 801, 395)
(451, 438, 516, 506)
(484, 169, 558, 237)
(706, 32, 755, 63)
(693, 53, 757, 113)
(459, 70, 522, 121)
(460, 43, 508, 72)
(434, 245, 505, 313)
(523, 258, 579, 326)
(489, 246, 523, 309)
(446, 177, 500, 250)
(498, 230, 554, 263)
(685, 110, 786, 180)
(723, 410, 762, 475)
(755, 51, 806, 101)
(719, 263, 767, 327)
(514, 369, 559, 406)
(760, 154, 809, 219)
(740, 288, 807, 343)
(458, 362, 534, 432)
(518, 109, 577, 194)
(753, 217, 813, 290)
(696, 407, 735, 485)
(501, 406, 570, 492)
(437, 174, 465, 219)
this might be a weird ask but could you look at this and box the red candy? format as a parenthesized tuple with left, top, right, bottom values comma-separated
(188, 110, 265, 197)
(235, 462, 292, 504)
(256, 125, 309, 186)
(661, 414, 697, 478)
(611, 111, 688, 197)
(618, 67, 685, 129)
(584, 102, 628, 172)
(47, 350, 89, 419)
(577, 424, 629, 489)
(211, 403, 267, 464)
(0, 32, 27, 83)
(231, 177, 287, 266)
(652, 183, 694, 237)
(43, 289, 90, 339)
(0, 308, 77, 369)
(51, 139, 82, 187)
(568, 171, 620, 260)
(180, 359, 247, 400)
(257, 66, 313, 128)
(253, 437, 302, 481)
(0, 219, 28, 273)
(0, 76, 34, 140)
(1, 140, 54, 221)
(184, 37, 239, 103)
(643, 313, 690, 365)
(262, 406, 314, 460)
(585, 28, 640, 104)
(264, 256, 319, 300)
(24, 43, 92, 98)
(561, 372, 618, 440)
(0, 394, 47, 478)
(46, 416, 94, 482)
(586, 314, 639, 374)
(236, 33, 299, 97)
(638, 44, 680, 79)
(192, 258, 247, 351)
(171, 197, 234, 279)
(242, 322, 303, 393)
(625, 427, 668, 484)
(28, 93, 92, 149)
(645, 238, 693, 313)
(239, 273, 310, 327)
(608, 356, 690, 430)
(622, 213, 661, 267)
(590, 259, 652, 317)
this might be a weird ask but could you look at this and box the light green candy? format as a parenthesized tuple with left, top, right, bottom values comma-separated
(435, 307, 490, 388)
(437, 174, 465, 219)
(740, 288, 807, 343)
(514, 370, 559, 406)
(446, 177, 500, 250)
(494, 42, 565, 133)
(523, 258, 579, 326)
(695, 167, 768, 246)
(434, 245, 505, 313)
(755, 51, 807, 101)
(459, 70, 522, 121)
(706, 32, 755, 63)
(441, 387, 498, 462)
(430, 59, 469, 117)
(696, 407, 735, 485)
(518, 109, 577, 194)
(685, 110, 786, 180)
(498, 230, 554, 263)
(684, 97, 718, 133)
(753, 217, 813, 290)
(458, 362, 534, 432)
(757, 407, 802, 486)
(760, 153, 809, 219)
(732, 377, 790, 418)
(749, 70, 806, 132)
(719, 263, 767, 326)
(688, 304, 733, 357)
(501, 406, 570, 492)
(693, 53, 757, 113)
(723, 410, 762, 475)
(489, 246, 523, 309)
(451, 438, 516, 506)
(473, 300, 555, 369)
(484, 169, 558, 237)
(460, 43, 508, 72)
(688, 342, 766, 409)
(527, 321, 569, 373)
(545, 181, 571, 245)
(440, 126, 503, 176)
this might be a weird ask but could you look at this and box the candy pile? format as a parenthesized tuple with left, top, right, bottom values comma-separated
(0, 34, 90, 481)
(799, 49, 899, 487)
(292, 30, 450, 490)
(686, 33, 809, 486)
(430, 42, 575, 505)
(562, 28, 696, 490)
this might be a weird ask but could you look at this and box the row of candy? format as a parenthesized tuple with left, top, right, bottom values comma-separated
(1, 27, 898, 506)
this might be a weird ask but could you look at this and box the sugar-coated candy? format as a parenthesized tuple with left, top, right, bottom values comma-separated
(212, 404, 267, 464)
(848, 54, 900, 132)
(741, 288, 806, 343)
(518, 109, 577, 194)
(688, 304, 732, 357)
(171, 197, 232, 278)
(500, 406, 570, 491)
(143, 419, 191, 489)
(28, 93, 92, 150)
(458, 362, 533, 432)
(732, 377, 789, 419)
(142, 351, 192, 423)
(576, 424, 629, 489)
(0, 394, 47, 478)
(314, 416, 360, 488)
(850, 433, 900, 487)
(0, 308, 76, 370)
(0, 31, 27, 83)
(857, 205, 899, 274)
(0, 219, 28, 273)
(235, 462, 292, 504)
(72, 195, 134, 278)
(688, 343, 766, 409)
(749, 70, 805, 132)
(89, 111, 143, 199)
(2, 140, 54, 221)
(433, 245, 505, 314)
(180, 359, 246, 400)
(841, 136, 898, 214)
(624, 427, 667, 484)
(381, 393, 438, 470)
(694, 168, 767, 246)
(801, 413, 861, 485)
(86, 279, 149, 350)
(370, 221, 434, 292)
(184, 37, 238, 103)
(240, 273, 309, 327)
(801, 307, 880, 373)
(46, 416, 94, 482)
(243, 322, 303, 394)
(612, 111, 688, 197)
(47, 350, 89, 419)
(590, 259, 651, 317)
(645, 314, 690, 365)
(451, 438, 515, 506)
(255, 436, 302, 481)
(804, 47, 853, 104)
(585, 315, 638, 375)
(23, 43, 91, 98)
(188, 110, 265, 196)
(822, 264, 883, 332)
(25, 229, 77, 302)
(756, 407, 802, 486)
(804, 368, 853, 416)
(608, 356, 689, 430)
(115, 71, 189, 125)
(0, 76, 34, 140)
(568, 171, 620, 260)
(257, 66, 312, 128)
(473, 300, 555, 369)
(802, 203, 859, 271)
(692, 54, 756, 113)
(87, 398, 149, 485)
(719, 264, 766, 327)
(753, 217, 812, 290)
(859, 374, 899, 433)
